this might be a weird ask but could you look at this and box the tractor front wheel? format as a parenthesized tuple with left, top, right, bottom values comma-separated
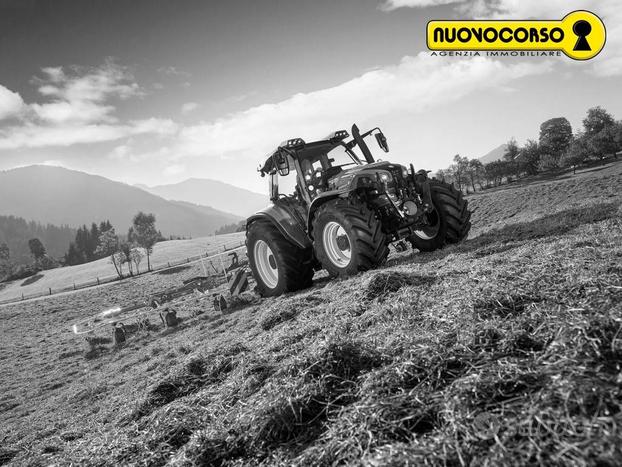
(312, 198, 388, 278)
(409, 180, 471, 252)
(247, 220, 314, 297)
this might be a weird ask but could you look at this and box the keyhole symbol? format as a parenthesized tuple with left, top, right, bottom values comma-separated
(573, 20, 592, 51)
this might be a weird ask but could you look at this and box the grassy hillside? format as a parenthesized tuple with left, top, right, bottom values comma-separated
(0, 162, 621, 466)
(0, 232, 244, 302)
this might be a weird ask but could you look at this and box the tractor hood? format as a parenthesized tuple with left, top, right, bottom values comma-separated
(327, 161, 406, 190)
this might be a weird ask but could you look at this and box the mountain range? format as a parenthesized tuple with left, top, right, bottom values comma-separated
(138, 178, 267, 218)
(478, 144, 508, 164)
(0, 166, 243, 238)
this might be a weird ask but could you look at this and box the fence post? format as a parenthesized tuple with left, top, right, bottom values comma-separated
(22, 293, 24, 300)
(73, 282, 76, 290)
(49, 288, 52, 295)
(97, 277, 100, 285)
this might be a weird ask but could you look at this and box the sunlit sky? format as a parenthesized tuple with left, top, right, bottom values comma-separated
(0, 0, 621, 193)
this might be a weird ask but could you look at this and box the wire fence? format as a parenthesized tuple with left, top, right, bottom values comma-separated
(0, 238, 246, 306)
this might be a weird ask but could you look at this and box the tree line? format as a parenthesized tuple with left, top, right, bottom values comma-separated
(0, 212, 161, 283)
(215, 221, 245, 235)
(65, 212, 161, 278)
(435, 106, 622, 191)
(0, 215, 75, 264)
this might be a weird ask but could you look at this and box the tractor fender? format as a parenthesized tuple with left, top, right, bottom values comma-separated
(306, 190, 350, 238)
(247, 205, 312, 249)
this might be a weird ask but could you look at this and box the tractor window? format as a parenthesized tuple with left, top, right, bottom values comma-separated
(276, 167, 298, 197)
(327, 146, 361, 168)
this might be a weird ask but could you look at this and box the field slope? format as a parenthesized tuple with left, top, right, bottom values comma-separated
(0, 162, 621, 466)
(0, 232, 244, 303)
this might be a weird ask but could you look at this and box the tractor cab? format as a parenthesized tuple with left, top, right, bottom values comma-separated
(259, 125, 388, 205)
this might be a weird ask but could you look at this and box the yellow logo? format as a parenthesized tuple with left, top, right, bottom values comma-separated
(427, 10, 606, 60)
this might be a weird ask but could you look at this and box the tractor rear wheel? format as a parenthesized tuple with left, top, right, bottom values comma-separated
(312, 198, 388, 277)
(409, 179, 471, 252)
(247, 220, 314, 297)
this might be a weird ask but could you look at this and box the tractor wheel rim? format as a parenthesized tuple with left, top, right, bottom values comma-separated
(413, 207, 441, 240)
(254, 240, 278, 289)
(323, 221, 352, 268)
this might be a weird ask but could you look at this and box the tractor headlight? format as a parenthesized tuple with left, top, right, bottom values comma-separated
(378, 172, 392, 183)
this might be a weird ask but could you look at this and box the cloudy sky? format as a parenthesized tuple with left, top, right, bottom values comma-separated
(0, 0, 621, 193)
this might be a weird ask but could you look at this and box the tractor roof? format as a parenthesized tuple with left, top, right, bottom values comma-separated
(259, 130, 349, 175)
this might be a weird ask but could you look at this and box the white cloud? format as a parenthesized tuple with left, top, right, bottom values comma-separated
(30, 60, 141, 124)
(181, 102, 199, 114)
(40, 160, 64, 167)
(129, 118, 178, 136)
(175, 53, 551, 160)
(109, 144, 131, 160)
(0, 85, 24, 120)
(0, 60, 178, 150)
(164, 163, 186, 176)
(0, 118, 178, 150)
(158, 66, 192, 78)
(380, 0, 466, 10)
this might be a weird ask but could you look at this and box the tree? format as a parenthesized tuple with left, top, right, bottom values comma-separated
(64, 242, 84, 266)
(74, 225, 89, 261)
(130, 248, 144, 274)
(484, 160, 508, 187)
(539, 117, 573, 167)
(449, 154, 470, 192)
(583, 106, 615, 137)
(538, 153, 560, 172)
(0, 243, 9, 262)
(28, 238, 46, 261)
(88, 223, 100, 261)
(588, 124, 619, 161)
(0, 243, 10, 279)
(119, 242, 134, 276)
(95, 229, 123, 278)
(466, 159, 484, 192)
(111, 251, 125, 278)
(99, 220, 113, 233)
(561, 135, 589, 174)
(131, 212, 159, 271)
(435, 169, 447, 183)
(518, 140, 540, 175)
(614, 121, 622, 157)
(503, 138, 521, 179)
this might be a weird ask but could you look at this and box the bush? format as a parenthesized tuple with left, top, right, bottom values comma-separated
(5, 264, 40, 282)
(36, 255, 60, 271)
(538, 153, 560, 171)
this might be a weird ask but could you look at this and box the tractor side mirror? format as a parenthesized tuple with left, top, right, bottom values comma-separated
(275, 151, 290, 176)
(375, 132, 389, 153)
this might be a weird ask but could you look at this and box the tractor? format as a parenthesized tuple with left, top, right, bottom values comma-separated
(246, 124, 471, 297)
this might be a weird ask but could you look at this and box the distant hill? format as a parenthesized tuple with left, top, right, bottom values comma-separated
(479, 144, 507, 164)
(0, 166, 242, 238)
(168, 200, 241, 223)
(141, 178, 267, 217)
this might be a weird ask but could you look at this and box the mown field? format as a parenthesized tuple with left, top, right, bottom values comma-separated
(0, 232, 245, 303)
(0, 162, 621, 466)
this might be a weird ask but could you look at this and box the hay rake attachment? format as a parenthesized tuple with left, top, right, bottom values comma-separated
(71, 275, 212, 335)
(71, 245, 253, 336)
